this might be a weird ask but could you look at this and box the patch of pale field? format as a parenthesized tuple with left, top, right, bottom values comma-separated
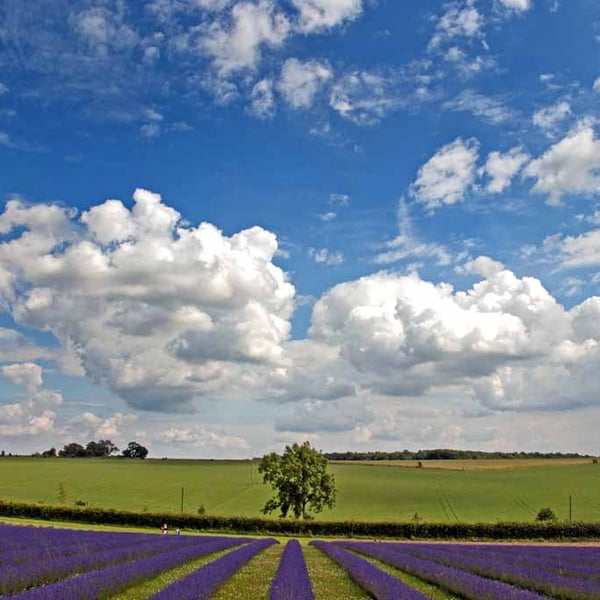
(330, 458, 595, 471)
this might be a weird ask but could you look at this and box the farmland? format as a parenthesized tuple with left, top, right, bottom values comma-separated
(1, 457, 600, 523)
(2, 522, 600, 599)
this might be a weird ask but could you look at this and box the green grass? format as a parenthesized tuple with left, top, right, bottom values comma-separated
(1, 457, 600, 522)
(211, 542, 283, 599)
(304, 544, 369, 599)
(113, 546, 237, 599)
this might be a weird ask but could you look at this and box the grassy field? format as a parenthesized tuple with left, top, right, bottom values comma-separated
(1, 457, 600, 523)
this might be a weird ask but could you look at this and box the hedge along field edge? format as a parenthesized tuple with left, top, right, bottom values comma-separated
(1, 501, 600, 540)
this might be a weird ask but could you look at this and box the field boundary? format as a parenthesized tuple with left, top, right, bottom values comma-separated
(1, 500, 600, 540)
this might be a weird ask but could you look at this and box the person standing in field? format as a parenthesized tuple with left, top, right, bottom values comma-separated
(161, 523, 168, 535)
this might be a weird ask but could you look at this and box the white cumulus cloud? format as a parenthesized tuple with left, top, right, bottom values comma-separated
(0, 189, 295, 412)
(291, 0, 363, 33)
(410, 138, 479, 210)
(524, 122, 600, 205)
(201, 1, 290, 74)
(278, 58, 333, 110)
(480, 146, 529, 193)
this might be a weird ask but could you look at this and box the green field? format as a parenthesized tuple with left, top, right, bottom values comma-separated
(2, 457, 600, 523)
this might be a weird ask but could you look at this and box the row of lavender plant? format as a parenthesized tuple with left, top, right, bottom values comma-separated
(0, 530, 172, 569)
(269, 539, 314, 600)
(311, 541, 429, 600)
(399, 542, 600, 571)
(391, 542, 600, 599)
(339, 541, 548, 600)
(0, 524, 160, 553)
(0, 534, 207, 594)
(396, 542, 600, 582)
(3, 536, 250, 600)
(149, 538, 278, 600)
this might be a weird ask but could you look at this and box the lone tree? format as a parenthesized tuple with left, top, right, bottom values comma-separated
(258, 441, 336, 519)
(122, 441, 148, 459)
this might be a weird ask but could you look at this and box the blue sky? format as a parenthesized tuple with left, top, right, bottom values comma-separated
(2, 0, 600, 457)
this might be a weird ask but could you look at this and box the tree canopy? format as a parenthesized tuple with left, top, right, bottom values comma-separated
(122, 441, 148, 459)
(258, 441, 336, 519)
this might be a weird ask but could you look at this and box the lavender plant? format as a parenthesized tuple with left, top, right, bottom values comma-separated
(3, 536, 248, 599)
(269, 539, 314, 600)
(149, 537, 278, 600)
(394, 542, 600, 599)
(340, 541, 548, 600)
(311, 541, 429, 600)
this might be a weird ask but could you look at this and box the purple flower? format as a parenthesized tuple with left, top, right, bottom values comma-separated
(149, 538, 278, 600)
(270, 539, 314, 600)
(340, 542, 547, 600)
(3, 534, 248, 599)
(311, 541, 429, 600)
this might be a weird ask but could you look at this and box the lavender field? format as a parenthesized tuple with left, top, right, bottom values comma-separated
(1, 523, 600, 599)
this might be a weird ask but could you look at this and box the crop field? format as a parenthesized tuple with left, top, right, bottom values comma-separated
(2, 523, 600, 599)
(1, 457, 600, 523)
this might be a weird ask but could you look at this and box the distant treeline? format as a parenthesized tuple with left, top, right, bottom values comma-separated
(324, 449, 592, 461)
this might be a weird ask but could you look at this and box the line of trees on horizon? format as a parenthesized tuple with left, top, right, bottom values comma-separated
(23, 439, 149, 459)
(324, 449, 593, 461)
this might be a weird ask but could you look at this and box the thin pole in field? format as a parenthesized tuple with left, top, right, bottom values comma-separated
(181, 486, 184, 514)
(569, 494, 572, 524)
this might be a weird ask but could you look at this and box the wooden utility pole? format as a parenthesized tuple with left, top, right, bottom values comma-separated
(569, 494, 572, 524)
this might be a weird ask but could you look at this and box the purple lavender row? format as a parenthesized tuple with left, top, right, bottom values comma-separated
(149, 537, 278, 600)
(3, 536, 250, 600)
(392, 543, 600, 599)
(340, 541, 547, 600)
(310, 541, 429, 600)
(0, 533, 167, 568)
(269, 539, 314, 600)
(400, 542, 600, 570)
(0, 524, 161, 552)
(397, 543, 600, 582)
(0, 535, 203, 594)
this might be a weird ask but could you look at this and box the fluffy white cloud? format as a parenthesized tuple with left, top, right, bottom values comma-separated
(291, 0, 363, 33)
(544, 228, 600, 269)
(410, 138, 479, 210)
(70, 5, 139, 57)
(248, 78, 276, 119)
(443, 49, 495, 79)
(297, 262, 600, 417)
(159, 425, 248, 448)
(201, 1, 290, 74)
(480, 147, 529, 193)
(594, 77, 600, 93)
(532, 100, 571, 136)
(0, 362, 62, 436)
(278, 58, 333, 109)
(308, 268, 572, 404)
(317, 211, 337, 221)
(495, 0, 532, 13)
(2, 363, 43, 392)
(524, 122, 600, 205)
(276, 397, 374, 433)
(309, 248, 344, 266)
(63, 411, 137, 441)
(459, 256, 505, 278)
(0, 189, 295, 411)
(429, 1, 483, 49)
(330, 71, 399, 125)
